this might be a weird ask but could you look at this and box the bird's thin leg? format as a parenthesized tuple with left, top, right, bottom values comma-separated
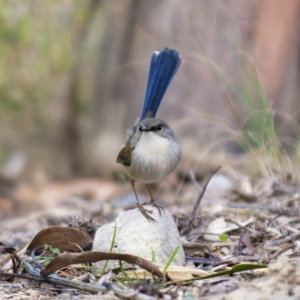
(144, 184, 165, 216)
(130, 180, 155, 221)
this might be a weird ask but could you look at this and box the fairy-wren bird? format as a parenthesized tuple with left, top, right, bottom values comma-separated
(117, 47, 181, 221)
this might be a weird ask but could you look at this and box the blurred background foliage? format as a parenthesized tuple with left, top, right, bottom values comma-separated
(0, 0, 299, 181)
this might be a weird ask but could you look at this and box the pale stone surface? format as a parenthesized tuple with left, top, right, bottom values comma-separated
(92, 205, 185, 272)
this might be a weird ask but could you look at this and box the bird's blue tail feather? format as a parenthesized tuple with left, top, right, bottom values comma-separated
(140, 47, 181, 121)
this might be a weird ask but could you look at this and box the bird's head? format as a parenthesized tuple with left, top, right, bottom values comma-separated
(138, 118, 175, 140)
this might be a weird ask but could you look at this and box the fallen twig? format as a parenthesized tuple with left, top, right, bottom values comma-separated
(1, 262, 156, 299)
(41, 251, 165, 279)
(181, 165, 221, 235)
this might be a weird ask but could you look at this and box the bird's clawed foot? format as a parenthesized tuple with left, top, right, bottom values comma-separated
(136, 203, 156, 222)
(143, 199, 165, 216)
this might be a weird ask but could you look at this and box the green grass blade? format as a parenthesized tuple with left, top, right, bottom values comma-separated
(100, 222, 117, 277)
(162, 246, 179, 274)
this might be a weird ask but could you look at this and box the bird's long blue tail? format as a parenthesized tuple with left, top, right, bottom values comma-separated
(140, 47, 181, 121)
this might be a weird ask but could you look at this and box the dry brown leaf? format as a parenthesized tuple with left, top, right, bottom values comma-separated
(26, 226, 92, 253)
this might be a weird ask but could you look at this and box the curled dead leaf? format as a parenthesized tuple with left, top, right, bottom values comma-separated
(26, 226, 93, 253)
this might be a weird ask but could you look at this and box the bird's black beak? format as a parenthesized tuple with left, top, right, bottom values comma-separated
(139, 126, 151, 132)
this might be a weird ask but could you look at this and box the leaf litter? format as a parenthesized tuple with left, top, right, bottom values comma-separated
(0, 164, 300, 299)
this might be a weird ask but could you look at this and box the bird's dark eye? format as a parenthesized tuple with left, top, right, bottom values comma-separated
(156, 125, 163, 131)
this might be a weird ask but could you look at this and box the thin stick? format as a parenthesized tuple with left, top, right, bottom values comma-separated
(183, 165, 221, 234)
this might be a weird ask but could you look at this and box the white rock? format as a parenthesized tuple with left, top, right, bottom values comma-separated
(92, 205, 185, 272)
